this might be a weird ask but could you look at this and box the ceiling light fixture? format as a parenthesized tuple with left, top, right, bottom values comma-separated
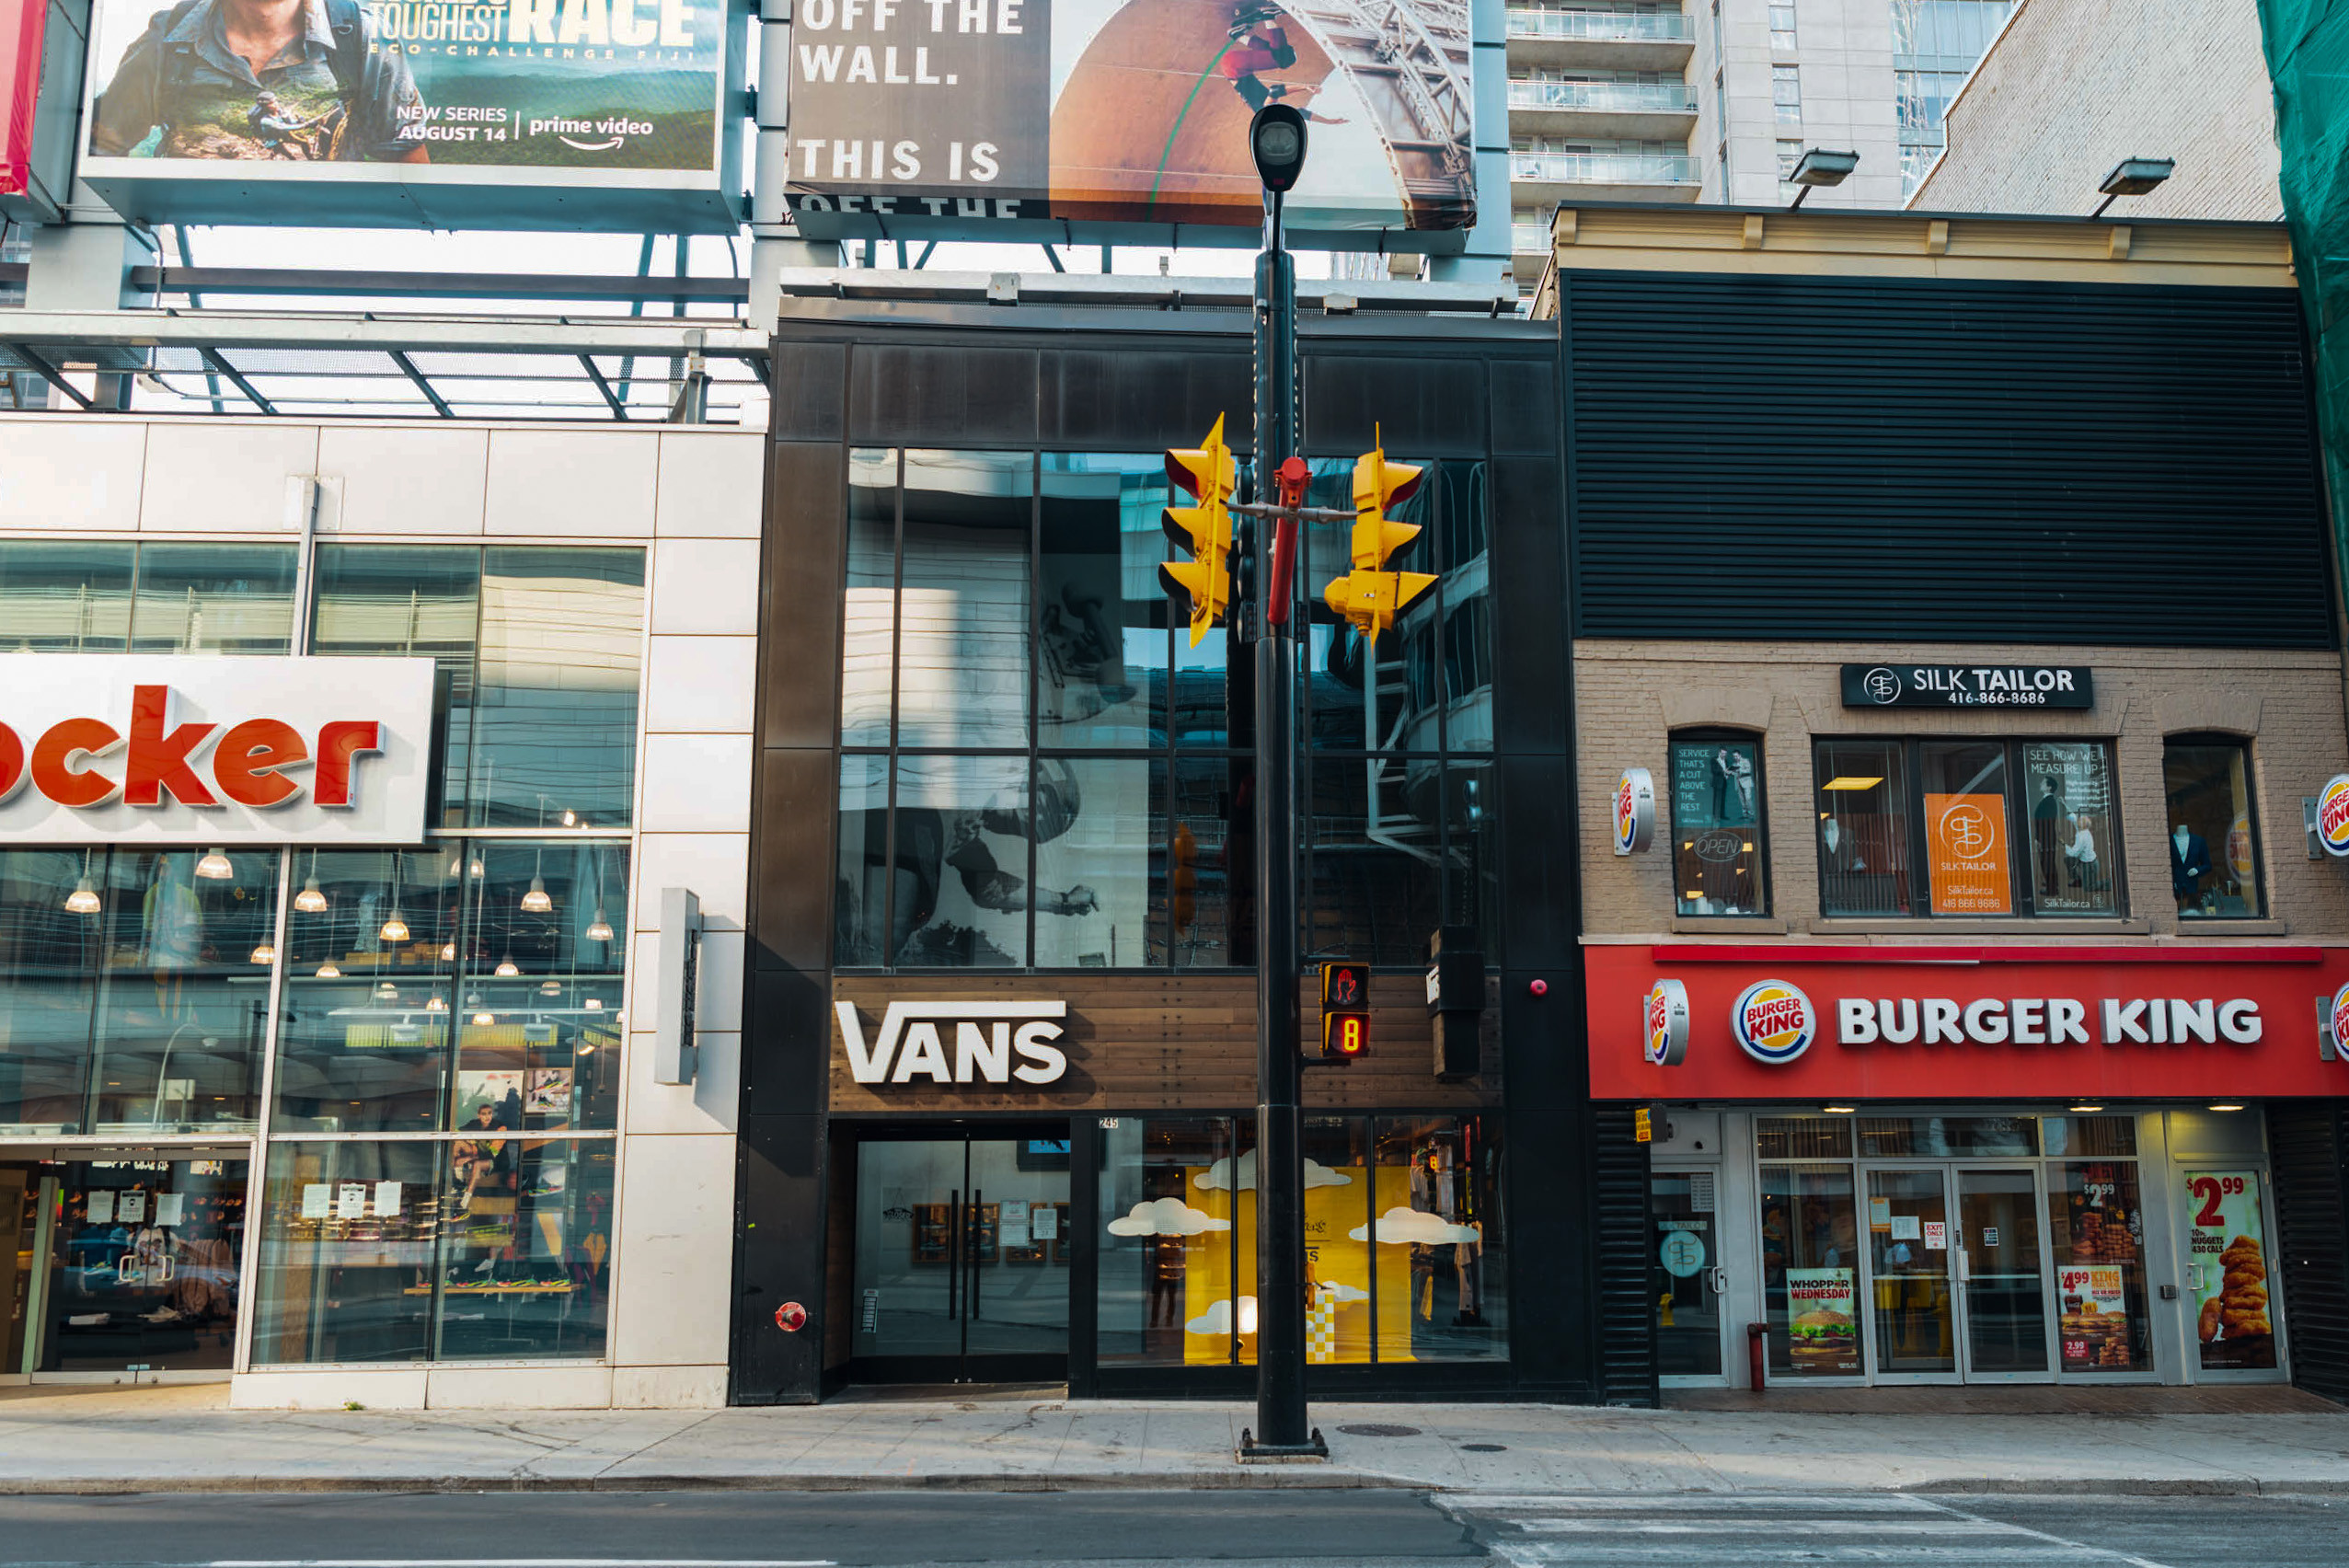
(495, 955, 520, 977)
(316, 962, 341, 979)
(585, 908, 613, 943)
(195, 847, 234, 880)
(250, 941, 277, 965)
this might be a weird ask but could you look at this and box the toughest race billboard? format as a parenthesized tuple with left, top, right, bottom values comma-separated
(783, 0, 1477, 247)
(75, 0, 742, 228)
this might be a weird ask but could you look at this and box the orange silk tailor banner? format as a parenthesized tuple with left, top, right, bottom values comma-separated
(1925, 791, 2011, 915)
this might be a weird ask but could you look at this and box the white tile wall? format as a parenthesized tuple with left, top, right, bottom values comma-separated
(628, 927, 745, 1035)
(631, 835, 752, 930)
(639, 733, 754, 833)
(623, 1024, 740, 1136)
(649, 538, 762, 634)
(426, 1365, 615, 1410)
(644, 635, 760, 734)
(654, 432, 766, 538)
(317, 426, 489, 536)
(612, 1364, 728, 1409)
(609, 1133, 738, 1366)
(230, 1367, 431, 1410)
(484, 429, 660, 537)
(0, 419, 148, 531)
(140, 423, 320, 533)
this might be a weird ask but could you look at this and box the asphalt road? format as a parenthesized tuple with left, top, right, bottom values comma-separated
(0, 1489, 2346, 1567)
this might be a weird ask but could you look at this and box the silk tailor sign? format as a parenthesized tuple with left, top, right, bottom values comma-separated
(1586, 945, 2347, 1101)
(1841, 663, 2093, 709)
(0, 656, 434, 844)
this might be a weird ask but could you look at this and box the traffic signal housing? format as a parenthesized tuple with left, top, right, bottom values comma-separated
(1320, 960, 1370, 1059)
(1161, 414, 1238, 647)
(1323, 432, 1437, 645)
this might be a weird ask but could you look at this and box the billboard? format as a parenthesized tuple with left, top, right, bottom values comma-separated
(783, 0, 1477, 248)
(74, 0, 743, 229)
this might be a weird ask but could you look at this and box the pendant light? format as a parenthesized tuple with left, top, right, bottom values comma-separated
(195, 847, 234, 880)
(521, 847, 552, 913)
(472, 1010, 496, 1027)
(494, 955, 520, 977)
(425, 993, 447, 1012)
(249, 941, 277, 965)
(378, 852, 409, 942)
(316, 962, 341, 979)
(294, 860, 328, 914)
(585, 909, 612, 943)
(583, 997, 604, 1011)
(63, 850, 101, 915)
(539, 979, 562, 997)
(440, 942, 456, 963)
(374, 980, 398, 1000)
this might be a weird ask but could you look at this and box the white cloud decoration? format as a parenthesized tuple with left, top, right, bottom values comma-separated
(1185, 1297, 1260, 1336)
(1315, 1280, 1369, 1303)
(1105, 1197, 1231, 1238)
(1192, 1150, 1353, 1192)
(1351, 1206, 1482, 1246)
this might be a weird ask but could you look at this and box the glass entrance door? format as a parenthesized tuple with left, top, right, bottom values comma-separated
(851, 1131, 1070, 1383)
(1652, 1169, 1725, 1380)
(1955, 1167, 2053, 1379)
(1863, 1167, 1957, 1380)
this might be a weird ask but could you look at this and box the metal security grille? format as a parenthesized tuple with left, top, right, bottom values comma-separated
(1593, 1102, 1659, 1407)
(1564, 271, 2336, 649)
(2267, 1104, 2349, 1402)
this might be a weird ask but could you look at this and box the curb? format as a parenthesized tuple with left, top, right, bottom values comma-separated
(0, 1473, 2343, 1497)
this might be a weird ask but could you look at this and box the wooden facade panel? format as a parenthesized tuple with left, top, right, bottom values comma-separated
(829, 974, 1502, 1114)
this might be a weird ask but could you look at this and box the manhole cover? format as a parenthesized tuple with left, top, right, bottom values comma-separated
(1338, 1423, 1422, 1437)
(1459, 1443, 1507, 1452)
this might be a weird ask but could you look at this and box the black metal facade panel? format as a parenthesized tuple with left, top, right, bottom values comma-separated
(2269, 1104, 2349, 1404)
(1564, 271, 2337, 648)
(1042, 348, 1253, 448)
(1591, 1103, 1658, 1408)
(1305, 353, 1489, 455)
(847, 343, 1041, 447)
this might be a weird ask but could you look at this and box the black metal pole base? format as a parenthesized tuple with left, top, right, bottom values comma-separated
(1236, 1426, 1330, 1463)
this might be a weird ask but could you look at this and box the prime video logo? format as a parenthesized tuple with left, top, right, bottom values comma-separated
(835, 1000, 1069, 1085)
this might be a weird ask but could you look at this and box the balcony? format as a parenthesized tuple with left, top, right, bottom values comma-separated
(1512, 222, 1551, 253)
(1509, 152, 1703, 205)
(1507, 77, 1699, 139)
(1505, 6, 1696, 71)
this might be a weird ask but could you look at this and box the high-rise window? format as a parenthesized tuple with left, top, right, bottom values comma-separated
(1772, 64, 1802, 123)
(1768, 1, 1797, 51)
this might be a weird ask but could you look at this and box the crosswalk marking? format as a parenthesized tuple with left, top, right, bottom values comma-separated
(1438, 1494, 2182, 1568)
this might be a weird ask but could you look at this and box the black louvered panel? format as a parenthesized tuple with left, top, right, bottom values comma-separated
(1593, 1104, 1658, 1407)
(2268, 1105, 2349, 1404)
(1565, 271, 2335, 648)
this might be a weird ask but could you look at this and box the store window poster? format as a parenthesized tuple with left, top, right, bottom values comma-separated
(1782, 1267, 1859, 1375)
(2021, 743, 2116, 914)
(2058, 1264, 2129, 1368)
(1924, 791, 2012, 915)
(2185, 1170, 2275, 1370)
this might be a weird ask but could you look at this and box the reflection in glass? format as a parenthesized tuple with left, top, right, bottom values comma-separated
(1957, 1168, 2048, 1374)
(1305, 1117, 1372, 1364)
(128, 544, 298, 654)
(454, 840, 627, 1132)
(45, 1158, 247, 1372)
(1671, 737, 1767, 916)
(312, 545, 482, 826)
(0, 849, 110, 1131)
(1435, 460, 1492, 754)
(1040, 454, 1169, 747)
(0, 541, 133, 651)
(2166, 738, 2262, 918)
(1032, 758, 1149, 968)
(1444, 763, 1501, 963)
(1816, 740, 1912, 917)
(898, 451, 1031, 750)
(2051, 1159, 2152, 1372)
(1653, 1169, 1722, 1377)
(1919, 740, 2011, 916)
(890, 755, 1031, 967)
(835, 755, 892, 966)
(1306, 754, 1441, 966)
(1306, 455, 1435, 753)
(1100, 1117, 1248, 1366)
(1164, 757, 1243, 967)
(1866, 1167, 1955, 1376)
(2022, 742, 2118, 916)
(468, 548, 645, 828)
(841, 449, 898, 748)
(436, 1138, 614, 1360)
(1756, 1117, 1854, 1160)
(1858, 1116, 2036, 1158)
(1759, 1163, 1861, 1378)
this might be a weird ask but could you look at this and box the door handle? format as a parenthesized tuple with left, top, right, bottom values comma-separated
(1710, 1265, 1728, 1295)
(947, 1188, 961, 1321)
(969, 1188, 983, 1320)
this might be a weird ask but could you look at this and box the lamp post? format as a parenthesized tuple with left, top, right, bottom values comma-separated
(1238, 99, 1326, 1463)
(1786, 148, 1860, 210)
(2091, 157, 2175, 219)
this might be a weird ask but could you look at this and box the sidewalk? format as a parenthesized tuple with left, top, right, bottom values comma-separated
(0, 1383, 2344, 1496)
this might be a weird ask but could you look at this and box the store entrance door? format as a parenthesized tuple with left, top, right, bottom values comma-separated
(1652, 1168, 1728, 1381)
(1863, 1164, 2053, 1384)
(849, 1128, 1071, 1384)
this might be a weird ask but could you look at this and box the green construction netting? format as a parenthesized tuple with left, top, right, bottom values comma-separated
(2262, 0, 2349, 573)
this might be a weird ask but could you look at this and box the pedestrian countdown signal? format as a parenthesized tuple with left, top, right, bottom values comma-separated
(1320, 961, 1370, 1059)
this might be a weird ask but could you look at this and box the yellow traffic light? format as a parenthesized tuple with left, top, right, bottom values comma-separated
(1323, 430, 1436, 645)
(1161, 414, 1238, 647)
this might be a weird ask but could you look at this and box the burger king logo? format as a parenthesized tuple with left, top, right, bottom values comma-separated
(2331, 982, 2349, 1060)
(1732, 979, 1815, 1066)
(1613, 767, 1655, 856)
(1644, 978, 1689, 1067)
(2320, 775, 2349, 859)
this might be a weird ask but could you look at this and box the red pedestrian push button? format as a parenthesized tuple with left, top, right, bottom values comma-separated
(775, 1301, 807, 1332)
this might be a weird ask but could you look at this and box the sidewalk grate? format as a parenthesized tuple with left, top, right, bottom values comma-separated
(1340, 1423, 1424, 1437)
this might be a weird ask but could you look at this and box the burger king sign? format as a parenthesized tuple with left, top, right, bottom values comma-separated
(1643, 978, 1688, 1067)
(1613, 767, 1655, 857)
(1733, 979, 1816, 1066)
(2332, 982, 2349, 1059)
(2319, 774, 2349, 859)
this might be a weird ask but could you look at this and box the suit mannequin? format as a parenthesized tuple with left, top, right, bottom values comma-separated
(2171, 823, 2213, 907)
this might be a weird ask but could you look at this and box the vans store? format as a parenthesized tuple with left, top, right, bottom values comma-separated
(0, 420, 766, 1407)
(736, 304, 1595, 1403)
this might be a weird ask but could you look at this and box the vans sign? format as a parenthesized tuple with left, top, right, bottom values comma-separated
(835, 1000, 1071, 1086)
(0, 656, 433, 845)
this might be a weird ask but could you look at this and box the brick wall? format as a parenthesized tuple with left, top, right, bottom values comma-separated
(1576, 640, 2349, 941)
(1912, 0, 2284, 221)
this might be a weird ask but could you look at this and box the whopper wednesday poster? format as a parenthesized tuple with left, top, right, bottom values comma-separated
(81, 0, 722, 172)
(783, 0, 1477, 234)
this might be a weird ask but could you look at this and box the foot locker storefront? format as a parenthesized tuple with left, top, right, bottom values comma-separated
(1593, 946, 2344, 1389)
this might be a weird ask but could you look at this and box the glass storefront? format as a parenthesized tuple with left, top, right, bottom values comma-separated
(0, 540, 646, 1376)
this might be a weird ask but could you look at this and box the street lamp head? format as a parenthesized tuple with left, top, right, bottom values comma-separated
(1250, 102, 1309, 193)
(1790, 148, 1860, 189)
(2100, 157, 2175, 198)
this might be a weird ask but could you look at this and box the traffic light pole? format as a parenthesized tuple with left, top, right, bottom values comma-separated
(1238, 182, 1324, 1462)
